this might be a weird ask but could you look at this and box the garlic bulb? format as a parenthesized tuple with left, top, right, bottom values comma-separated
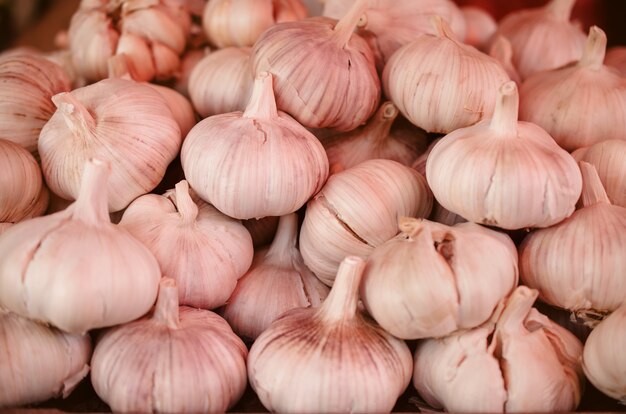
(248, 256, 412, 413)
(223, 213, 329, 340)
(188, 47, 254, 117)
(605, 46, 626, 77)
(300, 158, 432, 285)
(0, 159, 161, 334)
(519, 26, 626, 152)
(39, 78, 181, 212)
(91, 278, 248, 413)
(572, 140, 626, 208)
(414, 286, 584, 412)
(461, 6, 497, 50)
(362, 217, 518, 339)
(0, 54, 70, 153)
(489, 35, 522, 84)
(0, 309, 91, 408)
(203, 0, 307, 48)
(243, 216, 279, 247)
(383, 17, 510, 134)
(426, 81, 582, 230)
(490, 0, 585, 80)
(251, 0, 380, 131)
(324, 102, 428, 172)
(182, 72, 328, 219)
(582, 302, 626, 402)
(519, 162, 626, 317)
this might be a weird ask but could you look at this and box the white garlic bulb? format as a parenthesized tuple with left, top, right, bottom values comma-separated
(383, 17, 510, 134)
(519, 162, 626, 317)
(0, 54, 70, 153)
(426, 81, 582, 229)
(39, 78, 182, 212)
(361, 217, 518, 339)
(91, 278, 248, 413)
(0, 159, 161, 334)
(119, 180, 253, 310)
(605, 46, 626, 77)
(248, 256, 413, 413)
(519, 26, 626, 152)
(182, 71, 328, 219)
(300, 158, 432, 285)
(223, 213, 329, 340)
(461, 6, 497, 50)
(414, 286, 584, 412)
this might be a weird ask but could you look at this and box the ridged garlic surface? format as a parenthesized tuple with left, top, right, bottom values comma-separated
(248, 256, 412, 413)
(120, 181, 253, 310)
(182, 72, 328, 219)
(39, 78, 182, 212)
(361, 217, 518, 339)
(519, 27, 626, 152)
(426, 81, 582, 230)
(519, 162, 626, 315)
(0, 54, 70, 152)
(223, 213, 329, 340)
(605, 46, 626, 77)
(0, 159, 161, 334)
(414, 286, 584, 413)
(92, 278, 248, 413)
(462, 6, 497, 50)
(300, 159, 432, 285)
(383, 17, 510, 134)
(0, 310, 91, 408)
(251, 0, 380, 131)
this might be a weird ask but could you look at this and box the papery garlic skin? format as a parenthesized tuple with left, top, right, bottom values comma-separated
(462, 6, 497, 50)
(0, 54, 70, 152)
(248, 256, 412, 413)
(92, 278, 248, 413)
(362, 217, 518, 339)
(383, 17, 510, 134)
(605, 46, 626, 77)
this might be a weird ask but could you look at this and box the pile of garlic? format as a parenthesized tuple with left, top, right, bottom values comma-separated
(1, 0, 626, 411)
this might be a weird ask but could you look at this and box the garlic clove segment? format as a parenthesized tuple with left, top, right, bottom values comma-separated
(119, 180, 254, 310)
(91, 278, 248, 413)
(223, 213, 329, 340)
(0, 159, 161, 334)
(248, 256, 413, 413)
(182, 71, 329, 219)
(426, 80, 582, 229)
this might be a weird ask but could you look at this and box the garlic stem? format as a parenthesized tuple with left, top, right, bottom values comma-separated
(489, 81, 519, 135)
(51, 92, 97, 137)
(495, 286, 538, 332)
(107, 54, 134, 80)
(331, 0, 368, 49)
(398, 216, 424, 238)
(578, 26, 607, 71)
(367, 102, 398, 144)
(71, 158, 111, 225)
(431, 15, 458, 42)
(152, 277, 180, 329)
(317, 256, 365, 323)
(243, 72, 278, 120)
(264, 213, 298, 267)
(546, 0, 576, 22)
(174, 180, 199, 225)
(579, 161, 611, 207)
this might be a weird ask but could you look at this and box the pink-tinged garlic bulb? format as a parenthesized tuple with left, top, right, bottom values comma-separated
(223, 213, 329, 340)
(188, 47, 254, 117)
(362, 217, 518, 340)
(248, 256, 412, 413)
(519, 162, 626, 318)
(0, 159, 160, 334)
(605, 46, 626, 77)
(203, 0, 307, 48)
(119, 181, 253, 310)
(426, 81, 582, 230)
(182, 72, 328, 219)
(324, 102, 428, 173)
(414, 286, 584, 412)
(519, 27, 626, 152)
(572, 140, 626, 208)
(68, 0, 192, 82)
(383, 17, 510, 134)
(323, 0, 466, 70)
(0, 310, 91, 408)
(39, 78, 182, 212)
(251, 0, 380, 131)
(461, 6, 497, 50)
(490, 0, 585, 80)
(243, 216, 279, 247)
(489, 35, 522, 84)
(300, 159, 432, 285)
(91, 278, 248, 413)
(0, 54, 70, 153)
